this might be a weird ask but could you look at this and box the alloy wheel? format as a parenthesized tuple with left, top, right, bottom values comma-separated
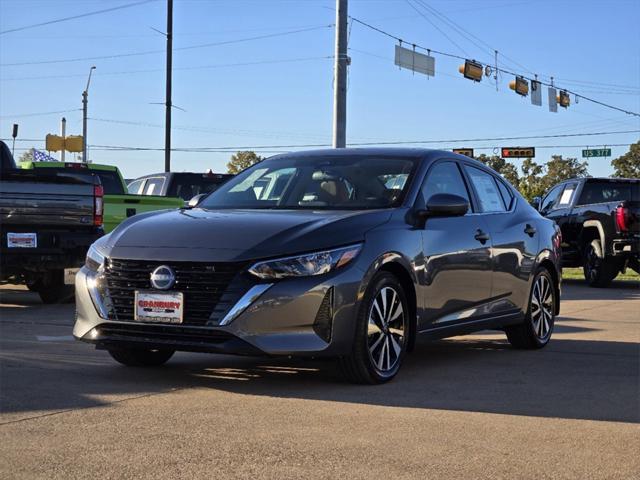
(585, 245, 600, 281)
(530, 275, 553, 340)
(367, 286, 406, 373)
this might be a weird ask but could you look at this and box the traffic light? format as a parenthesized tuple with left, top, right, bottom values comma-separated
(557, 90, 570, 108)
(453, 148, 474, 158)
(458, 60, 483, 82)
(501, 147, 535, 158)
(509, 76, 529, 96)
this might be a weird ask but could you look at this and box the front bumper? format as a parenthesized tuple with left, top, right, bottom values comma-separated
(73, 264, 364, 357)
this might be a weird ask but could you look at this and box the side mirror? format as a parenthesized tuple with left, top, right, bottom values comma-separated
(416, 193, 469, 223)
(187, 193, 206, 207)
(531, 196, 542, 211)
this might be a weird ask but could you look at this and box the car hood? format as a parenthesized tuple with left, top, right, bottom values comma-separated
(106, 208, 392, 262)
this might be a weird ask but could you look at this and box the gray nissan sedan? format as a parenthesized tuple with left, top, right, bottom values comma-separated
(74, 148, 561, 384)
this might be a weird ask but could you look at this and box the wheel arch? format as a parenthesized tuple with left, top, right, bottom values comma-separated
(536, 257, 561, 315)
(580, 221, 605, 253)
(359, 253, 418, 353)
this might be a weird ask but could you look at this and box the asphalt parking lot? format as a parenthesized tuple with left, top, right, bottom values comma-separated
(0, 280, 638, 479)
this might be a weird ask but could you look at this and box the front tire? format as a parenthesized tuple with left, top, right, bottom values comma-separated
(505, 267, 556, 349)
(339, 272, 409, 384)
(37, 270, 74, 304)
(583, 239, 618, 288)
(108, 347, 175, 367)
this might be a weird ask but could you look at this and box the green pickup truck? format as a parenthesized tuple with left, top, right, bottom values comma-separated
(20, 162, 184, 232)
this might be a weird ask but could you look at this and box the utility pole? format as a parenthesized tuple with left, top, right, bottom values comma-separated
(164, 0, 173, 172)
(60, 117, 66, 162)
(332, 0, 348, 148)
(82, 66, 96, 163)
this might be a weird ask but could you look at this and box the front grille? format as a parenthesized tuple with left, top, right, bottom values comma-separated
(105, 258, 248, 325)
(97, 323, 234, 344)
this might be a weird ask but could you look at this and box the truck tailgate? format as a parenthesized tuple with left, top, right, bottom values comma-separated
(0, 177, 95, 227)
(103, 194, 183, 232)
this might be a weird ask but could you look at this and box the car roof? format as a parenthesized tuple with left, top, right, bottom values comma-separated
(266, 147, 479, 163)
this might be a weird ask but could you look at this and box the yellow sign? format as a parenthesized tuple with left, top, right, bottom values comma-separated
(65, 135, 83, 152)
(44, 134, 84, 153)
(45, 134, 64, 152)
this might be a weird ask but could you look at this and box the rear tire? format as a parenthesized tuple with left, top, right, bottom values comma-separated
(505, 267, 556, 349)
(108, 347, 175, 367)
(339, 272, 409, 384)
(37, 270, 74, 304)
(583, 239, 618, 288)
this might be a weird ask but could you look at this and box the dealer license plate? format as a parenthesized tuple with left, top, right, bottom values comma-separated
(134, 291, 184, 324)
(7, 232, 37, 248)
(64, 268, 80, 285)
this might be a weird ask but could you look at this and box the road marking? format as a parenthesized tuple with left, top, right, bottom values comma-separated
(36, 335, 74, 342)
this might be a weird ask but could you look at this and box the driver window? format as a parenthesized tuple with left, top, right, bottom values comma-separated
(421, 161, 471, 208)
(540, 185, 563, 213)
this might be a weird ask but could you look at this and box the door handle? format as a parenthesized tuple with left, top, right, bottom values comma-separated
(524, 224, 537, 237)
(474, 229, 490, 243)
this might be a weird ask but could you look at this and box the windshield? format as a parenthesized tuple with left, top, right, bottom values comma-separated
(198, 155, 417, 210)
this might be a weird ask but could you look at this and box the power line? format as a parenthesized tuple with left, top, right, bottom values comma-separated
(0, 108, 81, 118)
(0, 56, 333, 82)
(405, 0, 470, 57)
(0, 25, 333, 67)
(349, 16, 640, 118)
(0, 0, 158, 35)
(68, 143, 636, 154)
(77, 130, 639, 152)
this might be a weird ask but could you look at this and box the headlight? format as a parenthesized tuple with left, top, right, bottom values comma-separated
(248, 244, 362, 280)
(85, 244, 106, 272)
(85, 243, 112, 319)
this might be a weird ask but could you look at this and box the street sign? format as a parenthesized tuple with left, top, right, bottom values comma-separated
(548, 87, 558, 113)
(582, 148, 611, 158)
(394, 45, 435, 77)
(45, 134, 83, 153)
(453, 148, 474, 158)
(531, 80, 542, 106)
(501, 147, 535, 158)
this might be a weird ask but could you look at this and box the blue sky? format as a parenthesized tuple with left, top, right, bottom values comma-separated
(1, 0, 639, 179)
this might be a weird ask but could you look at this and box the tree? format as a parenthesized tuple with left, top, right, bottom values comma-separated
(226, 151, 263, 174)
(542, 155, 589, 190)
(18, 149, 34, 163)
(518, 158, 545, 202)
(611, 141, 640, 178)
(475, 154, 520, 187)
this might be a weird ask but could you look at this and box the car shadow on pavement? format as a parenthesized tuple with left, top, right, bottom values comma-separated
(1, 335, 638, 425)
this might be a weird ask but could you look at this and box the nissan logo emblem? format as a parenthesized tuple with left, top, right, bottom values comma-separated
(150, 265, 176, 290)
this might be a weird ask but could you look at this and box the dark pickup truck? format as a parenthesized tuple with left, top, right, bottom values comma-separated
(535, 177, 639, 287)
(127, 171, 233, 202)
(0, 141, 104, 302)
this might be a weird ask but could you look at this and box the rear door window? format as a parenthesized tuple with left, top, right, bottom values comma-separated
(557, 183, 577, 208)
(143, 177, 165, 195)
(127, 179, 144, 194)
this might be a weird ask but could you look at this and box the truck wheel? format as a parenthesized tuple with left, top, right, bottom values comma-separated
(26, 279, 44, 292)
(583, 239, 618, 288)
(108, 347, 175, 367)
(37, 270, 74, 304)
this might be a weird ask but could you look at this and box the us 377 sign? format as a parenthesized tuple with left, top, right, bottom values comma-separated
(582, 148, 611, 158)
